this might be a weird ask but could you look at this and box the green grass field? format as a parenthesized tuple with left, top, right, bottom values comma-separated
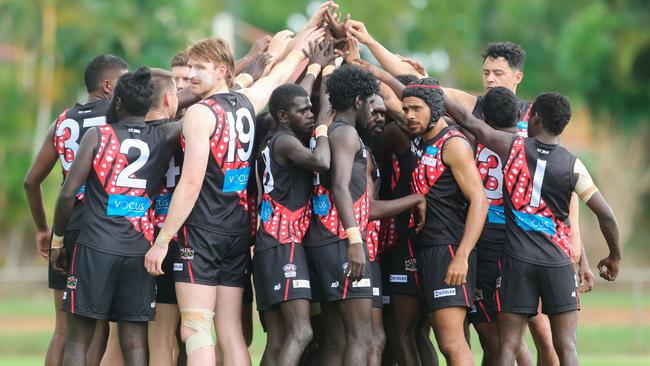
(0, 286, 647, 365)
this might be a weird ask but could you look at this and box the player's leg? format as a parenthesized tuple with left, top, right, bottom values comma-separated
(319, 302, 346, 366)
(175, 283, 217, 366)
(416, 318, 439, 366)
(338, 298, 373, 365)
(86, 320, 109, 366)
(390, 294, 422, 366)
(428, 307, 473, 365)
(148, 304, 179, 366)
(528, 313, 559, 366)
(474, 322, 499, 366)
(547, 311, 578, 366)
(63, 313, 96, 365)
(369, 306, 386, 366)
(116, 321, 148, 366)
(278, 299, 313, 365)
(45, 290, 66, 366)
(495, 312, 529, 366)
(516, 332, 535, 366)
(214, 285, 251, 366)
(259, 307, 284, 366)
(100, 323, 124, 366)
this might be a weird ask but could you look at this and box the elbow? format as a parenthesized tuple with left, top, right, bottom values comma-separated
(23, 176, 37, 192)
(313, 159, 330, 174)
(472, 195, 489, 217)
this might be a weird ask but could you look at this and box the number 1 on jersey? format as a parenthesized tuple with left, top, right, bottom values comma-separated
(530, 159, 547, 208)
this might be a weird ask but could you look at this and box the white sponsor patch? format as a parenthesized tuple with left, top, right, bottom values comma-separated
(173, 263, 183, 271)
(331, 281, 339, 288)
(422, 155, 437, 166)
(571, 291, 576, 298)
(434, 288, 456, 298)
(373, 287, 380, 296)
(150, 301, 156, 308)
(274, 283, 281, 291)
(293, 280, 310, 289)
(62, 292, 67, 300)
(389, 274, 408, 283)
(382, 296, 391, 304)
(352, 278, 371, 288)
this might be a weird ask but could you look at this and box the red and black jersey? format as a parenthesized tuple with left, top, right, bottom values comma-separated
(365, 147, 382, 262)
(390, 136, 424, 244)
(254, 129, 313, 252)
(76, 120, 170, 256)
(474, 143, 507, 254)
(148, 119, 183, 233)
(303, 119, 369, 247)
(411, 126, 468, 246)
(503, 137, 577, 266)
(53, 99, 110, 229)
(182, 92, 256, 235)
(472, 94, 531, 137)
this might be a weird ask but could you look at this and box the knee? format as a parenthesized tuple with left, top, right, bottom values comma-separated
(371, 328, 386, 351)
(552, 334, 576, 355)
(179, 308, 215, 353)
(438, 338, 467, 357)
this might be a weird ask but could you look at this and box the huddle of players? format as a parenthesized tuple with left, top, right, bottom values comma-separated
(24, 2, 623, 366)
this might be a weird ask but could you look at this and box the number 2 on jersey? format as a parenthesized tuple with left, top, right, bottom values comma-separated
(115, 139, 150, 189)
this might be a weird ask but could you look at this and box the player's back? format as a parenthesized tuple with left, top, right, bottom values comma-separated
(183, 92, 256, 236)
(77, 119, 169, 257)
(503, 137, 576, 266)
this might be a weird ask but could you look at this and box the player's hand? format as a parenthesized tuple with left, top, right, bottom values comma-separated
(267, 30, 295, 60)
(293, 27, 326, 55)
(247, 35, 272, 58)
(36, 228, 51, 259)
(145, 243, 169, 276)
(414, 195, 426, 233)
(597, 254, 620, 281)
(50, 247, 67, 276)
(445, 254, 468, 286)
(578, 263, 595, 293)
(304, 40, 336, 68)
(242, 52, 272, 82)
(396, 54, 428, 77)
(344, 33, 360, 65)
(304, 1, 338, 30)
(346, 20, 372, 45)
(346, 242, 366, 282)
(324, 10, 348, 39)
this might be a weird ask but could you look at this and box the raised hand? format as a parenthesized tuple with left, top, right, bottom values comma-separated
(243, 52, 272, 81)
(397, 54, 428, 76)
(346, 19, 372, 44)
(304, 1, 339, 30)
(267, 30, 295, 59)
(304, 40, 336, 67)
(247, 35, 272, 58)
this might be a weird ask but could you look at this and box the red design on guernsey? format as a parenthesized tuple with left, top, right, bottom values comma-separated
(503, 137, 572, 258)
(94, 126, 154, 242)
(181, 99, 249, 211)
(248, 193, 258, 240)
(260, 193, 312, 244)
(391, 154, 400, 190)
(377, 217, 398, 254)
(475, 143, 504, 206)
(411, 130, 465, 197)
(365, 220, 381, 261)
(314, 185, 370, 240)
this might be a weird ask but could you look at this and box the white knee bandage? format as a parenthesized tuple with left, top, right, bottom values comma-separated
(180, 308, 215, 354)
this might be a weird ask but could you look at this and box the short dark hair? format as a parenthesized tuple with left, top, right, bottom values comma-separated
(401, 77, 444, 125)
(326, 65, 379, 111)
(113, 67, 154, 117)
(84, 54, 128, 93)
(149, 68, 175, 109)
(482, 42, 526, 70)
(268, 84, 309, 121)
(483, 87, 519, 128)
(530, 92, 572, 136)
(170, 51, 189, 68)
(395, 74, 419, 86)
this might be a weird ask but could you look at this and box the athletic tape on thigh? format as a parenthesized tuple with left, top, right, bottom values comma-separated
(180, 308, 215, 354)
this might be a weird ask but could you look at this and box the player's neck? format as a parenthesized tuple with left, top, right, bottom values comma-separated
(423, 118, 448, 142)
(534, 132, 560, 145)
(86, 91, 109, 103)
(334, 109, 357, 128)
(145, 109, 171, 122)
(201, 82, 230, 99)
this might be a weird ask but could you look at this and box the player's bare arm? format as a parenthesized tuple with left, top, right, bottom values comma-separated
(443, 137, 488, 286)
(443, 92, 514, 161)
(573, 158, 621, 281)
(24, 123, 58, 259)
(330, 125, 365, 282)
(145, 104, 213, 275)
(50, 128, 98, 274)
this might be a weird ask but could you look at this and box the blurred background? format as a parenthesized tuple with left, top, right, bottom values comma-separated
(0, 0, 648, 365)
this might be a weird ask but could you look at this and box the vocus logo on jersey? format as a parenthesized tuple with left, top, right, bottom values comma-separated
(155, 193, 172, 215)
(223, 167, 251, 192)
(260, 200, 273, 222)
(487, 205, 506, 225)
(107, 195, 151, 217)
(513, 211, 556, 236)
(312, 193, 331, 216)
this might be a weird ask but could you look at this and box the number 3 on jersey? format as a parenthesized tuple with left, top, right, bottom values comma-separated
(477, 147, 503, 200)
(56, 119, 80, 171)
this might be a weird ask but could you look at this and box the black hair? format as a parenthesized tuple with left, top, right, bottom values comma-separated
(268, 84, 309, 122)
(401, 77, 444, 128)
(112, 67, 154, 118)
(84, 54, 128, 93)
(395, 74, 419, 86)
(530, 92, 572, 136)
(482, 42, 526, 70)
(326, 64, 379, 111)
(483, 86, 519, 128)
